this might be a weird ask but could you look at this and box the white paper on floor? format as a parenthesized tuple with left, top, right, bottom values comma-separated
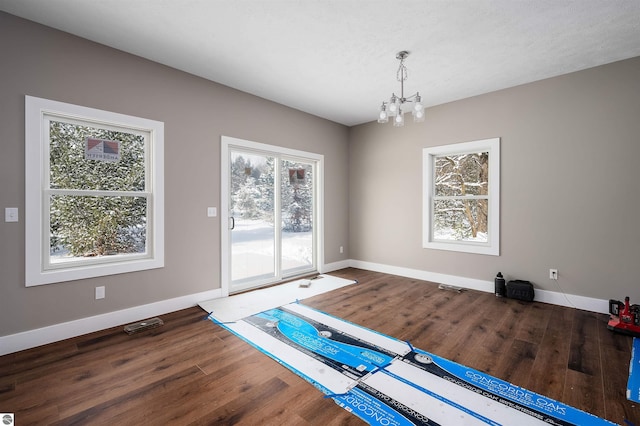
(198, 274, 357, 323)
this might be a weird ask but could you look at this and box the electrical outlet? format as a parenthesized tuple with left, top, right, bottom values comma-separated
(95, 286, 105, 299)
(340, 246, 344, 254)
(549, 269, 558, 280)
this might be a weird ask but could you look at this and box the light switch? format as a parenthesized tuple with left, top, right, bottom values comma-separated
(5, 207, 18, 222)
(207, 207, 217, 217)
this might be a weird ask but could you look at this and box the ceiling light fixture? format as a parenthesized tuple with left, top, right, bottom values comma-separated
(377, 51, 424, 126)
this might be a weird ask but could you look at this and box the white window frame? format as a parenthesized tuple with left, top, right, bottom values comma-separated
(25, 96, 164, 286)
(422, 138, 500, 256)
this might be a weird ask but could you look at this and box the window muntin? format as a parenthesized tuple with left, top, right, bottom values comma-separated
(26, 96, 164, 286)
(423, 138, 499, 255)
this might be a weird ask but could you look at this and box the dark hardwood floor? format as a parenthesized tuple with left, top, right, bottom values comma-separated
(1, 268, 638, 425)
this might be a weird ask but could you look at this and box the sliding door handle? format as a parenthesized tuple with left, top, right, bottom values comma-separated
(230, 216, 235, 230)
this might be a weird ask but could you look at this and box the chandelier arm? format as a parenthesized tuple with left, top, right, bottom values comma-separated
(388, 92, 419, 104)
(404, 93, 420, 102)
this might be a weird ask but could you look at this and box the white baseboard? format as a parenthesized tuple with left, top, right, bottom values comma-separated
(0, 288, 222, 356)
(533, 288, 609, 315)
(0, 260, 610, 356)
(349, 260, 610, 315)
(321, 259, 351, 274)
(349, 260, 494, 293)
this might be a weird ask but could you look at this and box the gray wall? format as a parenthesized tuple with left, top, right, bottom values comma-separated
(349, 56, 640, 301)
(2, 10, 639, 340)
(0, 13, 350, 336)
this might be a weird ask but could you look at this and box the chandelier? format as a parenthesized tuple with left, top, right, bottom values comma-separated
(377, 51, 424, 126)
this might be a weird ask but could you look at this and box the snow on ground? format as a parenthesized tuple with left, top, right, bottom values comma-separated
(232, 219, 312, 281)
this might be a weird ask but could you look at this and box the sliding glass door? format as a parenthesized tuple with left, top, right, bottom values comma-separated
(222, 137, 322, 294)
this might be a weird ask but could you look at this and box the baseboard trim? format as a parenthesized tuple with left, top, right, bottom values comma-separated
(321, 259, 351, 274)
(0, 288, 222, 356)
(349, 260, 493, 293)
(348, 260, 609, 315)
(533, 288, 609, 315)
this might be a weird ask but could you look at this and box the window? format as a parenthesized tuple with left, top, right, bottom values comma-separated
(25, 96, 164, 286)
(423, 138, 500, 255)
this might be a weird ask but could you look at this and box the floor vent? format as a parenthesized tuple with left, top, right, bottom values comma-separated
(124, 317, 164, 334)
(438, 283, 464, 293)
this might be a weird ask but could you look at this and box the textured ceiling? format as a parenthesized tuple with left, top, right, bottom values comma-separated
(1, 0, 640, 126)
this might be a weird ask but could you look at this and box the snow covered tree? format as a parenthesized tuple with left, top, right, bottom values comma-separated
(281, 161, 313, 232)
(229, 155, 312, 231)
(256, 157, 275, 223)
(433, 152, 488, 241)
(49, 120, 146, 257)
(230, 154, 274, 222)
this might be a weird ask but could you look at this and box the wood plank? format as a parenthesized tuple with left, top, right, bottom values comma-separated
(564, 369, 605, 419)
(568, 309, 601, 376)
(514, 301, 552, 345)
(494, 338, 538, 386)
(202, 376, 290, 424)
(524, 304, 572, 400)
(50, 366, 206, 425)
(460, 298, 525, 376)
(561, 309, 606, 418)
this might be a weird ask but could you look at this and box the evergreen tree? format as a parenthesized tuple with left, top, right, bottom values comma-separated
(281, 161, 313, 232)
(49, 120, 146, 257)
